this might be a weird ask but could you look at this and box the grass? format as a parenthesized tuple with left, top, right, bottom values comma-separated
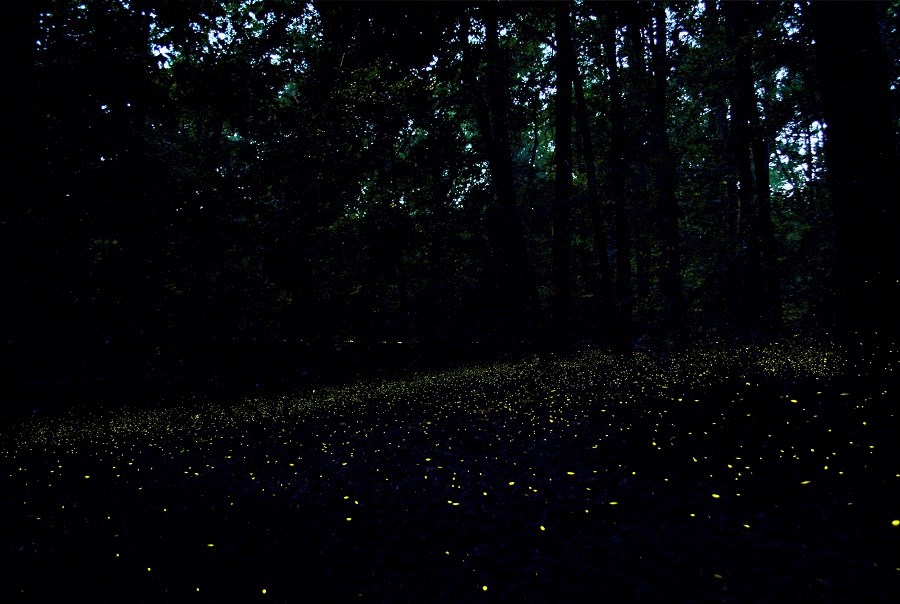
(2, 341, 898, 601)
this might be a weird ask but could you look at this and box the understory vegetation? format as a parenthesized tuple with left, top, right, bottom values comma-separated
(3, 341, 897, 601)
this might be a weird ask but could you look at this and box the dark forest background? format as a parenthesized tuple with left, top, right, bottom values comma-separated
(4, 0, 898, 399)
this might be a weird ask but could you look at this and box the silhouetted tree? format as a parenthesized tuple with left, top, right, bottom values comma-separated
(814, 1, 898, 358)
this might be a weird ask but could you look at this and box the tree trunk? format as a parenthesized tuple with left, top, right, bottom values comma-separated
(624, 12, 654, 329)
(750, 129, 782, 333)
(726, 1, 782, 335)
(3, 1, 45, 390)
(651, 3, 685, 340)
(814, 1, 898, 359)
(572, 35, 615, 337)
(702, 0, 740, 327)
(724, 0, 759, 335)
(477, 5, 541, 349)
(553, 2, 574, 346)
(600, 9, 633, 352)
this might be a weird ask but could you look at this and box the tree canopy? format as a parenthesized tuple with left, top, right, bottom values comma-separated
(6, 0, 898, 394)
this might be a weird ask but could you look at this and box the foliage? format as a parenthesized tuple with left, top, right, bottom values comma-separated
(5, 0, 897, 392)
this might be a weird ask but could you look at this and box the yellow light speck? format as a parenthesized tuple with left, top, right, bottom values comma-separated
(508, 481, 515, 486)
(609, 501, 618, 505)
(566, 471, 575, 475)
(800, 480, 811, 485)
(540, 525, 545, 531)
(84, 475, 90, 479)
(712, 493, 720, 499)
(346, 517, 352, 521)
(892, 520, 899, 527)
(482, 585, 488, 592)
(262, 588, 267, 595)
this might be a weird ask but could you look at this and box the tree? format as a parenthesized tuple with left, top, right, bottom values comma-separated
(599, 6, 634, 352)
(461, 4, 541, 350)
(814, 1, 898, 358)
(571, 5, 615, 339)
(650, 2, 685, 339)
(553, 2, 574, 345)
(10, 0, 884, 396)
(724, 0, 782, 335)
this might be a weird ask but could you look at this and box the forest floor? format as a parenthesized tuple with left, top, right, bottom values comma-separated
(2, 341, 898, 602)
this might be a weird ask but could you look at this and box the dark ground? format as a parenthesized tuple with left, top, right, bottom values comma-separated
(2, 341, 898, 602)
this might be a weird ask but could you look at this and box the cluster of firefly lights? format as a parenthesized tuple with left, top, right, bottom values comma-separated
(2, 340, 897, 596)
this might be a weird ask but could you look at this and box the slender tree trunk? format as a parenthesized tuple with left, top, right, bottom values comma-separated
(651, 3, 685, 340)
(814, 1, 898, 359)
(624, 13, 653, 328)
(572, 32, 615, 337)
(750, 128, 782, 333)
(702, 0, 740, 327)
(726, 1, 782, 334)
(635, 243, 652, 311)
(600, 9, 633, 352)
(475, 5, 541, 349)
(3, 1, 44, 389)
(724, 0, 758, 335)
(704, 1, 738, 254)
(553, 2, 574, 346)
